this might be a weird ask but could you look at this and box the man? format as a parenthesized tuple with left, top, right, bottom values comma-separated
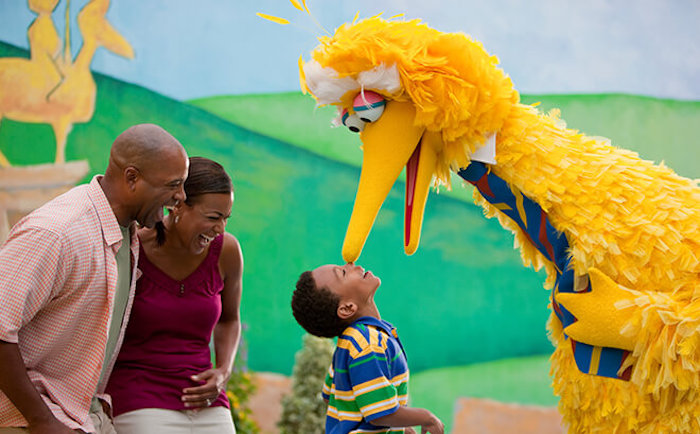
(0, 124, 189, 433)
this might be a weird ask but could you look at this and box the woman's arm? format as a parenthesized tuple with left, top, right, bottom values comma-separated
(212, 234, 244, 379)
(182, 234, 243, 407)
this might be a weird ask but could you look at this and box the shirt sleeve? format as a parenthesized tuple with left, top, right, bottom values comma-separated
(347, 333, 399, 422)
(0, 225, 65, 343)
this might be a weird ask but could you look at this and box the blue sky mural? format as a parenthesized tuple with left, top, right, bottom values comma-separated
(1, 0, 698, 101)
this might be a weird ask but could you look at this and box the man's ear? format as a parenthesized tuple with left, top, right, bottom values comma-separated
(337, 301, 357, 320)
(124, 166, 140, 191)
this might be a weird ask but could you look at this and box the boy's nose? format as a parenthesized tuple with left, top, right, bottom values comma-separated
(348, 263, 363, 273)
(344, 262, 360, 273)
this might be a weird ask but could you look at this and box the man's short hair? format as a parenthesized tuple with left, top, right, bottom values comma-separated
(291, 271, 350, 338)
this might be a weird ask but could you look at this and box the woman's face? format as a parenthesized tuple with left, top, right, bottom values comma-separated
(175, 192, 233, 255)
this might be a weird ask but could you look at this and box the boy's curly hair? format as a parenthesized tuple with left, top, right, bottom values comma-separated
(291, 271, 350, 338)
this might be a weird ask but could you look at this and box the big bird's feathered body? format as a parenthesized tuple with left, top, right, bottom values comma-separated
(298, 17, 700, 432)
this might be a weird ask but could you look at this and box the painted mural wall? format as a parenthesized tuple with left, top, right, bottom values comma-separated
(1, 2, 699, 421)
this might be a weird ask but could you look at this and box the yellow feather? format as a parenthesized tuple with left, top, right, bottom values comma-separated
(256, 13, 289, 25)
(301, 0, 310, 13)
(298, 55, 309, 95)
(289, 0, 304, 12)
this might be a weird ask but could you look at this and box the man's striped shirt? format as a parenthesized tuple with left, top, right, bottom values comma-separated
(323, 316, 409, 434)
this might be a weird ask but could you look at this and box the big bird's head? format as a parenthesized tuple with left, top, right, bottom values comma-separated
(300, 17, 519, 262)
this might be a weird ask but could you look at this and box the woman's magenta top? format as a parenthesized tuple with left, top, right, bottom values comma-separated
(106, 234, 229, 417)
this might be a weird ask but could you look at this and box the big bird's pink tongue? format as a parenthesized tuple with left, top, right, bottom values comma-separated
(405, 144, 421, 246)
(341, 100, 439, 262)
(404, 131, 440, 254)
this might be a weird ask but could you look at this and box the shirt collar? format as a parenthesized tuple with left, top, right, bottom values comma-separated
(86, 175, 124, 247)
(353, 316, 396, 336)
(470, 133, 497, 165)
(353, 316, 406, 359)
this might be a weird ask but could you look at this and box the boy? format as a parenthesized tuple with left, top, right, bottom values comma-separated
(291, 262, 444, 434)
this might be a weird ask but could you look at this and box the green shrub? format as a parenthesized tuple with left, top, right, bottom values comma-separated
(278, 334, 334, 434)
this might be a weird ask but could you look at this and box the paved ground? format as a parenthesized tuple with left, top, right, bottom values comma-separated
(452, 397, 565, 433)
(248, 372, 565, 433)
(248, 372, 291, 433)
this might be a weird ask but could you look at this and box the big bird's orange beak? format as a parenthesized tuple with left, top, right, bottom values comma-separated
(342, 100, 441, 262)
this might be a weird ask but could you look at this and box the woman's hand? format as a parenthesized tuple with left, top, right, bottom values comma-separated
(181, 367, 229, 408)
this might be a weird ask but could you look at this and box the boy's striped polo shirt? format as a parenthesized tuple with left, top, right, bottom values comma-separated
(322, 316, 409, 434)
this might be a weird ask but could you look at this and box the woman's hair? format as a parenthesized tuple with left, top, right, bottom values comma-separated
(155, 156, 233, 245)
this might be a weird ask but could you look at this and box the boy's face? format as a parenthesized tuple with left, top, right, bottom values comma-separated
(312, 263, 381, 306)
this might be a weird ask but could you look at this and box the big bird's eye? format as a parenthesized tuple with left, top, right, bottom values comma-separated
(353, 91, 386, 123)
(342, 109, 365, 133)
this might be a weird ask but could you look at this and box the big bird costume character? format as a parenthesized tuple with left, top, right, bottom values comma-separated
(298, 17, 700, 433)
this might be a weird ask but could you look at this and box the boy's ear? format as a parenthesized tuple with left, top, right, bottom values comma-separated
(337, 301, 357, 320)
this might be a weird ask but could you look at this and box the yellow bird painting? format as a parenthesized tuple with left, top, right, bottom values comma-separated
(0, 0, 133, 167)
(299, 17, 700, 433)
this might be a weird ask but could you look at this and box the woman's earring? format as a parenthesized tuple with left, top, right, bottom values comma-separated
(174, 215, 180, 224)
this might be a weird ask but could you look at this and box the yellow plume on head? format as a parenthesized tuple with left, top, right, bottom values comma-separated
(256, 12, 289, 25)
(257, 0, 327, 35)
(303, 17, 519, 185)
(289, 0, 304, 12)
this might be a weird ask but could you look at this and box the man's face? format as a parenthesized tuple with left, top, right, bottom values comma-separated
(133, 150, 188, 228)
(312, 263, 381, 304)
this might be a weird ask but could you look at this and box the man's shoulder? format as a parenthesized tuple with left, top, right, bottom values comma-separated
(13, 184, 95, 236)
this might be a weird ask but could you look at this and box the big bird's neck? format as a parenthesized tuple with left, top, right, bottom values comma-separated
(481, 103, 699, 289)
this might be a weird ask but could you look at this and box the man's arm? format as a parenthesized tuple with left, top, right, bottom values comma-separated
(0, 341, 74, 433)
(0, 226, 74, 433)
(371, 407, 444, 434)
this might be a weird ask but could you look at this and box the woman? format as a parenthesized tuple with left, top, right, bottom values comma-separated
(106, 157, 243, 433)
